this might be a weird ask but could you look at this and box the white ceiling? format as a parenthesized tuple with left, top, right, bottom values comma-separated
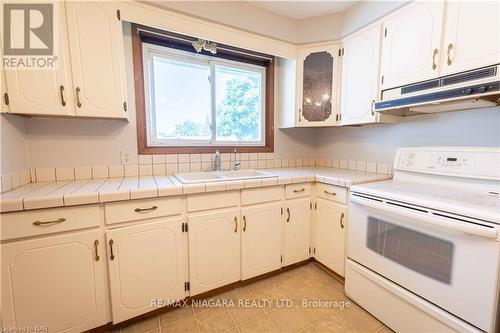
(250, 1, 358, 19)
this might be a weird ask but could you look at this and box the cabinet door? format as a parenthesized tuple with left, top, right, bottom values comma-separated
(65, 1, 127, 119)
(315, 198, 346, 276)
(241, 203, 282, 280)
(1, 36, 8, 113)
(340, 25, 381, 126)
(188, 209, 240, 295)
(380, 2, 445, 89)
(283, 198, 311, 266)
(1, 230, 107, 333)
(107, 219, 185, 323)
(3, 1, 74, 116)
(441, 1, 500, 76)
(297, 45, 340, 127)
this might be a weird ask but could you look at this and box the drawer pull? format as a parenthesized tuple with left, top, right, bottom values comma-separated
(324, 190, 337, 196)
(59, 85, 66, 106)
(109, 239, 115, 260)
(243, 216, 247, 232)
(340, 213, 345, 229)
(134, 206, 158, 213)
(293, 188, 305, 193)
(286, 208, 290, 223)
(432, 48, 438, 70)
(234, 217, 238, 233)
(32, 217, 66, 226)
(94, 239, 100, 261)
(76, 87, 82, 108)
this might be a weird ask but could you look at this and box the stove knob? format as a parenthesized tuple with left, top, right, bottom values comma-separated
(476, 86, 487, 93)
(464, 88, 473, 95)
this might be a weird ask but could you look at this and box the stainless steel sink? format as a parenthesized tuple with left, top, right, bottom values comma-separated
(174, 169, 274, 184)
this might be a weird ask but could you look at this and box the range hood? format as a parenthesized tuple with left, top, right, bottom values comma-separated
(374, 65, 500, 116)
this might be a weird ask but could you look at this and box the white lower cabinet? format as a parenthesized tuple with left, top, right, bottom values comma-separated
(283, 198, 311, 265)
(188, 209, 241, 296)
(241, 202, 282, 280)
(1, 229, 108, 333)
(106, 218, 186, 323)
(314, 197, 347, 276)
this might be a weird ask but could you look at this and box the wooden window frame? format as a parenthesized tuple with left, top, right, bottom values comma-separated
(132, 23, 274, 154)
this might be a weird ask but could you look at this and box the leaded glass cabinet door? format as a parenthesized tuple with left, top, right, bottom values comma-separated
(297, 45, 341, 127)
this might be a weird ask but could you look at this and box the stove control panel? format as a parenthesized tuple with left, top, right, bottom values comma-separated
(396, 147, 500, 180)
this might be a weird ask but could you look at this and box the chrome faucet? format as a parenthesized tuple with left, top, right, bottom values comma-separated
(213, 149, 222, 171)
(233, 149, 241, 170)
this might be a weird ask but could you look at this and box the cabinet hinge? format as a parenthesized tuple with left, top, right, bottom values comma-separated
(338, 49, 341, 57)
(280, 255, 283, 263)
(123, 101, 127, 112)
(310, 202, 312, 210)
(336, 114, 339, 122)
(116, 9, 121, 20)
(342, 48, 345, 56)
(185, 222, 188, 232)
(339, 114, 342, 121)
(384, 28, 387, 37)
(281, 207, 283, 215)
(381, 75, 385, 85)
(313, 247, 316, 254)
(3, 93, 9, 106)
(308, 246, 311, 254)
(315, 202, 317, 210)
(182, 222, 189, 232)
(181, 223, 185, 232)
(184, 281, 190, 291)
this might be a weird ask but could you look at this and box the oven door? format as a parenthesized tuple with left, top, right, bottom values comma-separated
(348, 192, 500, 332)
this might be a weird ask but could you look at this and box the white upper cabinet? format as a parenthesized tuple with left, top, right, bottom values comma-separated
(340, 25, 383, 125)
(296, 44, 341, 127)
(380, 1, 445, 89)
(241, 203, 282, 280)
(106, 219, 186, 323)
(3, 1, 74, 116)
(66, 1, 128, 119)
(1, 38, 8, 113)
(1, 230, 108, 333)
(188, 209, 241, 296)
(283, 198, 311, 265)
(440, 1, 500, 76)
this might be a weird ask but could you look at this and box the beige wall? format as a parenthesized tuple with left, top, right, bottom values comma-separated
(0, 114, 29, 174)
(315, 107, 500, 163)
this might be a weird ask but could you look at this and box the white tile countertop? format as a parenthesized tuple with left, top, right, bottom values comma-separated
(0, 167, 392, 213)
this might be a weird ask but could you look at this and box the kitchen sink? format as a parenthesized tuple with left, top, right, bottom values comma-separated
(174, 169, 274, 184)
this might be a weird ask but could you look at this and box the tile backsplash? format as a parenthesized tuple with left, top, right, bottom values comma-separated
(0, 153, 393, 193)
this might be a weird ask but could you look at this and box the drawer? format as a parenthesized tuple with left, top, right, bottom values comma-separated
(105, 197, 182, 225)
(1, 205, 100, 241)
(187, 191, 238, 212)
(241, 186, 283, 206)
(285, 183, 311, 199)
(316, 183, 347, 204)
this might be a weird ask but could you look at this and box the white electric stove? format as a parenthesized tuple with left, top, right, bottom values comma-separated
(346, 147, 500, 333)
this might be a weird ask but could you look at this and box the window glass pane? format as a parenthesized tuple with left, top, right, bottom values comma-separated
(215, 65, 262, 142)
(151, 55, 211, 141)
(367, 217, 454, 284)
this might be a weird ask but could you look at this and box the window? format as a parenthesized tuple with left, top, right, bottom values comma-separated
(133, 24, 274, 154)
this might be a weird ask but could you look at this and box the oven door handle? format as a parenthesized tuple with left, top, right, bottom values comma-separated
(351, 194, 499, 240)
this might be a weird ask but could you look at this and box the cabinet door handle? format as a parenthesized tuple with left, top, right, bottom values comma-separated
(324, 190, 337, 196)
(447, 43, 453, 66)
(298, 109, 302, 122)
(33, 217, 66, 226)
(293, 188, 305, 193)
(339, 212, 345, 229)
(94, 239, 100, 261)
(134, 206, 158, 213)
(59, 85, 66, 106)
(286, 208, 290, 222)
(109, 239, 115, 260)
(371, 99, 375, 116)
(432, 48, 438, 70)
(234, 217, 238, 233)
(243, 216, 247, 232)
(75, 87, 82, 108)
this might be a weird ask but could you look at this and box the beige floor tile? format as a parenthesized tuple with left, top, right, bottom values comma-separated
(160, 306, 194, 326)
(276, 276, 312, 300)
(312, 313, 356, 333)
(144, 329, 160, 333)
(229, 303, 265, 324)
(223, 327, 240, 333)
(238, 314, 279, 333)
(160, 316, 199, 333)
(246, 278, 276, 293)
(196, 308, 235, 332)
(298, 327, 316, 333)
(375, 326, 394, 333)
(121, 316, 159, 333)
(250, 285, 287, 313)
(338, 303, 383, 333)
(296, 293, 342, 324)
(268, 307, 310, 332)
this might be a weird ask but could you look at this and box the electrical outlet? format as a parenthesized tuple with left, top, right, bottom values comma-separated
(121, 150, 129, 165)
